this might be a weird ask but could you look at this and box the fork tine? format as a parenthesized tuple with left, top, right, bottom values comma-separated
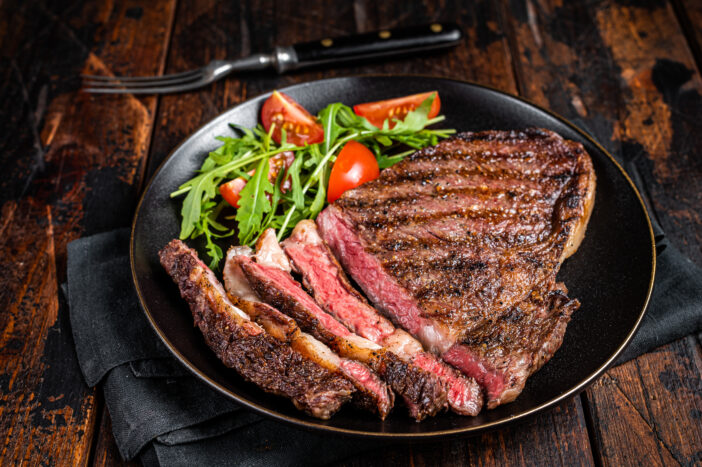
(83, 79, 211, 94)
(81, 68, 201, 83)
(82, 71, 203, 89)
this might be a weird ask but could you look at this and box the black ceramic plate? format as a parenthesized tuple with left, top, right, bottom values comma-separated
(131, 76, 655, 438)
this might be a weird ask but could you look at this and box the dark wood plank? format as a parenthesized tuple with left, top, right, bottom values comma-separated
(91, 406, 139, 467)
(0, 200, 97, 466)
(0, 0, 176, 464)
(141, 1, 594, 465)
(338, 400, 593, 467)
(585, 337, 702, 466)
(501, 1, 702, 464)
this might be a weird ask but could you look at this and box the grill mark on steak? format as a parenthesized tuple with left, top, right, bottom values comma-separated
(320, 129, 594, 343)
(282, 220, 483, 416)
(351, 195, 553, 231)
(158, 239, 354, 419)
(442, 285, 579, 408)
(231, 295, 394, 419)
(236, 255, 448, 420)
(375, 216, 552, 252)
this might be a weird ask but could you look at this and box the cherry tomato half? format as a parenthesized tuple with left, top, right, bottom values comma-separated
(327, 141, 380, 203)
(261, 91, 324, 146)
(219, 152, 294, 208)
(353, 91, 441, 129)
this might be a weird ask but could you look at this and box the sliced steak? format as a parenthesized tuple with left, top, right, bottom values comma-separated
(442, 284, 579, 408)
(159, 239, 354, 419)
(282, 220, 483, 416)
(317, 128, 595, 355)
(224, 251, 394, 419)
(235, 236, 447, 420)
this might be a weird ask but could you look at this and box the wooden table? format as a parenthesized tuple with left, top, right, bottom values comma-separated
(1, 1, 701, 465)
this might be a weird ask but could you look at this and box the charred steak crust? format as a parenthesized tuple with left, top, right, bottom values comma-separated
(159, 240, 354, 420)
(443, 285, 579, 408)
(237, 256, 448, 420)
(321, 128, 594, 345)
(232, 296, 394, 419)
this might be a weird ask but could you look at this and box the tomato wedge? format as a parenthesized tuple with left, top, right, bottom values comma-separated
(353, 91, 441, 129)
(261, 91, 324, 146)
(327, 141, 379, 203)
(219, 152, 294, 208)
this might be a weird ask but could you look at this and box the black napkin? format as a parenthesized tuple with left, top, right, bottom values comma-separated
(65, 202, 702, 463)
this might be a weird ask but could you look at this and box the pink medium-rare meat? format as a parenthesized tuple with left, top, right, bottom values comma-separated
(317, 205, 456, 354)
(442, 284, 579, 408)
(235, 255, 448, 420)
(223, 246, 394, 419)
(158, 239, 354, 419)
(281, 221, 395, 342)
(234, 230, 448, 420)
(231, 295, 394, 419)
(282, 220, 483, 416)
(317, 129, 595, 354)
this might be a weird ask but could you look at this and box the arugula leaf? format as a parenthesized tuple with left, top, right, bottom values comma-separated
(287, 155, 304, 210)
(308, 166, 328, 219)
(235, 156, 273, 245)
(318, 103, 345, 154)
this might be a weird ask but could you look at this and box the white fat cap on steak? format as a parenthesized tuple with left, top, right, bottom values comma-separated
(255, 229, 292, 272)
(223, 245, 261, 303)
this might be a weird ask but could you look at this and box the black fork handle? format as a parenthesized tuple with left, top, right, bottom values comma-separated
(275, 23, 463, 72)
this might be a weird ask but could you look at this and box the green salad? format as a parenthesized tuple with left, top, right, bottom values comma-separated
(170, 91, 454, 268)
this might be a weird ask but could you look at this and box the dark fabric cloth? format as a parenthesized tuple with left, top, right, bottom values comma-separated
(65, 181, 702, 464)
(614, 157, 702, 363)
(66, 230, 172, 385)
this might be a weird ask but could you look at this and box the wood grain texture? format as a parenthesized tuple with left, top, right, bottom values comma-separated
(586, 337, 702, 466)
(0, 0, 176, 464)
(338, 400, 593, 467)
(502, 0, 702, 464)
(0, 200, 96, 466)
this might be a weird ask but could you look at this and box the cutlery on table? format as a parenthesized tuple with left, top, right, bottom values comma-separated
(82, 23, 462, 94)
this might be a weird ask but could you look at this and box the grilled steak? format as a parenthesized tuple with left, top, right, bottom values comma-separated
(317, 128, 595, 355)
(317, 128, 595, 407)
(235, 230, 448, 420)
(159, 239, 354, 419)
(282, 220, 483, 416)
(223, 246, 394, 419)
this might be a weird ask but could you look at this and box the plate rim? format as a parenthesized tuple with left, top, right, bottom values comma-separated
(130, 74, 656, 439)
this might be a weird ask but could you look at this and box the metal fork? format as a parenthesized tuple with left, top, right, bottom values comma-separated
(82, 55, 276, 94)
(81, 23, 463, 94)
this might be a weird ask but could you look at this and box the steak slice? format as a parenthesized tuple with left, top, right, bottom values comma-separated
(442, 284, 579, 408)
(317, 128, 595, 354)
(159, 239, 354, 419)
(234, 296, 395, 419)
(234, 231, 447, 420)
(282, 220, 483, 416)
(224, 247, 394, 419)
